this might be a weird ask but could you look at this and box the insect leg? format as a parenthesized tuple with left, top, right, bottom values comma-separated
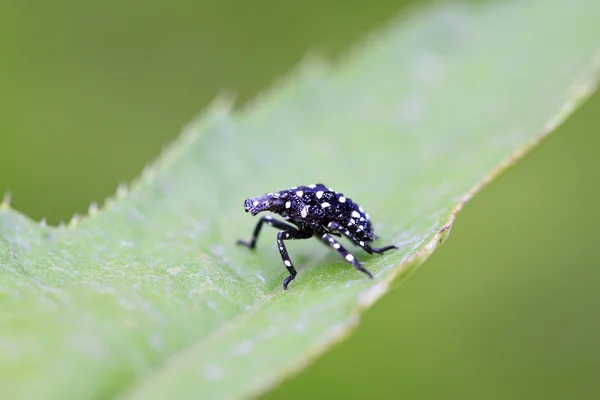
(277, 229, 313, 290)
(364, 243, 397, 254)
(237, 215, 297, 249)
(326, 221, 397, 255)
(318, 232, 373, 279)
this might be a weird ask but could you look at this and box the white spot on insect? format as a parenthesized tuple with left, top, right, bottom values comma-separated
(366, 213, 370, 220)
(253, 200, 259, 207)
(284, 260, 292, 267)
(345, 254, 354, 262)
(316, 191, 323, 199)
(296, 190, 304, 197)
(359, 241, 364, 246)
(333, 243, 340, 249)
(285, 201, 291, 209)
(291, 186, 298, 189)
(308, 184, 316, 188)
(301, 205, 309, 218)
(339, 196, 346, 203)
(350, 219, 356, 224)
(321, 234, 328, 240)
(359, 206, 364, 213)
(280, 246, 284, 250)
(264, 215, 272, 220)
(321, 202, 330, 208)
(285, 233, 290, 238)
(352, 211, 360, 218)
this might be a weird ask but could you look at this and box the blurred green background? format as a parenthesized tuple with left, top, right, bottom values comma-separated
(1, 0, 599, 399)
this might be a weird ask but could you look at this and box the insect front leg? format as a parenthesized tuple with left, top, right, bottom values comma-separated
(237, 215, 297, 249)
(318, 232, 373, 279)
(277, 229, 313, 290)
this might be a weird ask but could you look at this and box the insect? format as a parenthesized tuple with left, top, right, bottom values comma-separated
(237, 184, 397, 289)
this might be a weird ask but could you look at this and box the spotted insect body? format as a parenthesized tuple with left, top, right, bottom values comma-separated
(238, 184, 397, 289)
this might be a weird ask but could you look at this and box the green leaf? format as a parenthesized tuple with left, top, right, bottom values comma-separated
(1, 0, 599, 399)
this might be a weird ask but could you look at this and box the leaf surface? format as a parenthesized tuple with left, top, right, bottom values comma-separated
(1, 0, 599, 399)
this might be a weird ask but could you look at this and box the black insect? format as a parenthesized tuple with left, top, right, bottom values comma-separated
(237, 184, 397, 289)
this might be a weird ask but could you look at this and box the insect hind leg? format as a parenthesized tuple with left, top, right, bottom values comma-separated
(326, 221, 397, 255)
(318, 232, 373, 279)
(368, 244, 397, 254)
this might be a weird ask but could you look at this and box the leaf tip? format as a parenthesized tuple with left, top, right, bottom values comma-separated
(0, 191, 10, 210)
(209, 90, 236, 115)
(116, 183, 129, 200)
(68, 213, 81, 228)
(88, 201, 99, 216)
